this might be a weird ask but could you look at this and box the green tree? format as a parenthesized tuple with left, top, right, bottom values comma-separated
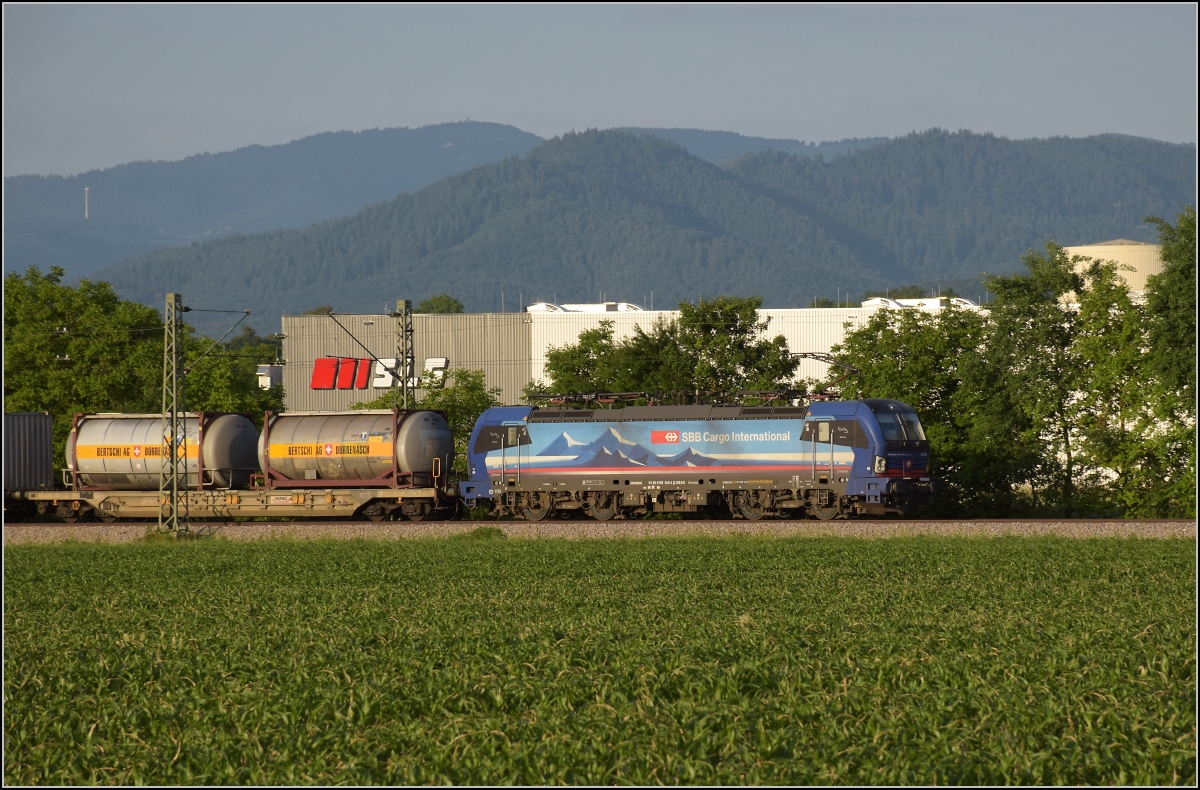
(863, 285, 928, 300)
(541, 321, 627, 393)
(1133, 205, 1197, 516)
(225, 324, 283, 357)
(539, 297, 798, 399)
(1144, 205, 1196, 412)
(4, 266, 286, 464)
(983, 243, 1092, 514)
(303, 306, 334, 315)
(4, 266, 163, 462)
(835, 234, 1194, 518)
(415, 294, 465, 314)
(832, 303, 1027, 516)
(672, 297, 798, 393)
(353, 369, 501, 476)
(1070, 258, 1148, 514)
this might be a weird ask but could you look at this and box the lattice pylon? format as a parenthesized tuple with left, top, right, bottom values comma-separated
(158, 293, 189, 534)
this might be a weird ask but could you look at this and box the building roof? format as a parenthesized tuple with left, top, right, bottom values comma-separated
(1074, 238, 1156, 247)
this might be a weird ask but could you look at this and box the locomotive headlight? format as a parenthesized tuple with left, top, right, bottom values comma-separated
(874, 455, 888, 474)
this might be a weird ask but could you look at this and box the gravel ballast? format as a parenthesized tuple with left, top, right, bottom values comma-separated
(4, 519, 1194, 545)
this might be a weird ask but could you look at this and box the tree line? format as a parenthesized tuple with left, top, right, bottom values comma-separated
(829, 206, 1194, 518)
(3, 266, 284, 469)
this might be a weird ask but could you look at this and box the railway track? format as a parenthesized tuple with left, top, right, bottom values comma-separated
(4, 518, 1194, 544)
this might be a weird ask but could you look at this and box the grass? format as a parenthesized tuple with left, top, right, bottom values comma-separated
(4, 537, 1195, 784)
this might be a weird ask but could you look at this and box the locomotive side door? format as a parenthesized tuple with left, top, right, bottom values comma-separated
(500, 423, 530, 486)
(806, 419, 833, 483)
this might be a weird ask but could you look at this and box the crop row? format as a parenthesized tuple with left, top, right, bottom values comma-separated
(4, 536, 1195, 784)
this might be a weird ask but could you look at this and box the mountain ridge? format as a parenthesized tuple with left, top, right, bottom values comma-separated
(87, 127, 1195, 331)
(3, 122, 887, 279)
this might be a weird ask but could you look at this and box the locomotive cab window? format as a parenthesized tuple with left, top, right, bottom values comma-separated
(898, 412, 926, 440)
(873, 411, 927, 441)
(874, 412, 906, 441)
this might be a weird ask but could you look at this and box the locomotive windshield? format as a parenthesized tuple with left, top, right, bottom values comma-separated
(873, 410, 927, 441)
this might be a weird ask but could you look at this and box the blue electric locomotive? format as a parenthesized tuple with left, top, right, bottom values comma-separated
(459, 399, 936, 520)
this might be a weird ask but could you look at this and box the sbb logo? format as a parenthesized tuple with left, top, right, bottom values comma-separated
(650, 430, 680, 444)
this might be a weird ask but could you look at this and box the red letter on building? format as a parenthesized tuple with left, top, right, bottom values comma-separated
(354, 358, 371, 389)
(336, 357, 358, 389)
(311, 358, 338, 389)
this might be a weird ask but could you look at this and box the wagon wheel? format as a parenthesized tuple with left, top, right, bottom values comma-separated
(4, 503, 29, 523)
(734, 491, 770, 521)
(96, 509, 120, 523)
(57, 502, 84, 523)
(521, 491, 553, 521)
(584, 492, 618, 521)
(361, 502, 390, 522)
(404, 503, 433, 522)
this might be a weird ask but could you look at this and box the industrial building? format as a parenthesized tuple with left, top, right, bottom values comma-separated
(1064, 240, 1164, 295)
(275, 238, 1163, 411)
(279, 302, 973, 410)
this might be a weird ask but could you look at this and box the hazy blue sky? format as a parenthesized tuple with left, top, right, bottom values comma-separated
(4, 4, 1196, 177)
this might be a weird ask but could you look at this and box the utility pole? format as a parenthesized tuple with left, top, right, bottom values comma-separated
(393, 299, 414, 409)
(159, 293, 189, 535)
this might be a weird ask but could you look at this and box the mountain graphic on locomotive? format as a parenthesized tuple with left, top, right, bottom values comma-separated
(5, 399, 936, 523)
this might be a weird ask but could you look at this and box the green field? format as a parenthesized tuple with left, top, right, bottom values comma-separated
(4, 536, 1195, 785)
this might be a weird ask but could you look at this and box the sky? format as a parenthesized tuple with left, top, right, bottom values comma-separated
(3, 3, 1196, 177)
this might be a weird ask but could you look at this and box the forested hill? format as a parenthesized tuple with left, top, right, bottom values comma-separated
(4, 122, 544, 278)
(92, 128, 1195, 331)
(618, 128, 887, 164)
(728, 131, 1196, 283)
(4, 122, 883, 281)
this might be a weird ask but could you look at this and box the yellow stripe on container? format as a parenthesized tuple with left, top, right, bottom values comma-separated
(268, 441, 392, 459)
(75, 444, 199, 459)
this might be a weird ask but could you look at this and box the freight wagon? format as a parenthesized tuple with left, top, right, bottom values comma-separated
(3, 410, 455, 523)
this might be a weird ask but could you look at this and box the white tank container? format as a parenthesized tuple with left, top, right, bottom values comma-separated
(67, 413, 259, 490)
(259, 410, 453, 483)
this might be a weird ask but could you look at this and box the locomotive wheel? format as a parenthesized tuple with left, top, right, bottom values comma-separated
(734, 491, 770, 521)
(584, 492, 618, 521)
(810, 497, 842, 521)
(521, 492, 553, 521)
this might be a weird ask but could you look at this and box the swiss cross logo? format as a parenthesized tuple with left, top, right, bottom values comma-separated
(324, 444, 334, 456)
(133, 446, 141, 457)
(651, 430, 680, 444)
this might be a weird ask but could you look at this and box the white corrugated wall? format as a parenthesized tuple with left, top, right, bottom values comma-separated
(530, 308, 880, 386)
